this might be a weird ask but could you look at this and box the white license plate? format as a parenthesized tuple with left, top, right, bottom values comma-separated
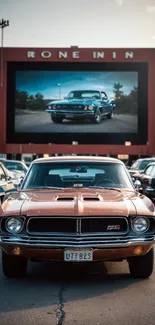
(66, 114, 74, 118)
(64, 249, 93, 262)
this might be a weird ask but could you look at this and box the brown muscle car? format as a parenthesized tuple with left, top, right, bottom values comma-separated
(0, 156, 155, 279)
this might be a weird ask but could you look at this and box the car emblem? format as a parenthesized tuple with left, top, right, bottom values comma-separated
(107, 225, 121, 231)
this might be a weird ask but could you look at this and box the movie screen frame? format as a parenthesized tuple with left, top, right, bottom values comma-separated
(6, 61, 148, 145)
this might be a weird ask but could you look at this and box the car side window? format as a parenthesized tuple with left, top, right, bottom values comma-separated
(150, 166, 155, 177)
(101, 92, 107, 100)
(0, 166, 6, 180)
(144, 165, 153, 176)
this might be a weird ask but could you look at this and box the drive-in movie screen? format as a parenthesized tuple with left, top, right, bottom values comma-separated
(15, 70, 138, 133)
(6, 62, 148, 144)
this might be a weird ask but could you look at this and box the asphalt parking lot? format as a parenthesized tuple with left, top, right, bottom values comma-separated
(15, 111, 137, 133)
(0, 251, 155, 325)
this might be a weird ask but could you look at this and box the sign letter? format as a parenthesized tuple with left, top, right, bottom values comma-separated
(125, 51, 134, 59)
(112, 52, 116, 59)
(58, 51, 68, 59)
(41, 51, 52, 59)
(27, 51, 35, 58)
(72, 51, 80, 59)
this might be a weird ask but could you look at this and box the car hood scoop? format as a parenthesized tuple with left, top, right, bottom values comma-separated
(56, 197, 74, 201)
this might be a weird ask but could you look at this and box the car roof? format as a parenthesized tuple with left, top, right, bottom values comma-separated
(70, 90, 101, 92)
(0, 159, 24, 163)
(144, 162, 155, 167)
(136, 158, 155, 162)
(32, 156, 122, 164)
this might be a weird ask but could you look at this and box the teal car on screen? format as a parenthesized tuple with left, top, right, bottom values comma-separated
(46, 90, 115, 124)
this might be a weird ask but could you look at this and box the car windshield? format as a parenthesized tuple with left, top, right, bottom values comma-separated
(130, 160, 155, 170)
(2, 161, 27, 172)
(22, 161, 133, 190)
(67, 91, 101, 100)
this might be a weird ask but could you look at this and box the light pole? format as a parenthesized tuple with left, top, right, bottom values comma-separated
(57, 83, 61, 99)
(0, 18, 9, 87)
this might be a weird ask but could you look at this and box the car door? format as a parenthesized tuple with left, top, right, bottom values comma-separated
(100, 92, 109, 115)
(140, 165, 154, 189)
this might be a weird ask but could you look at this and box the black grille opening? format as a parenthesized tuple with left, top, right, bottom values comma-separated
(81, 218, 128, 233)
(27, 218, 76, 233)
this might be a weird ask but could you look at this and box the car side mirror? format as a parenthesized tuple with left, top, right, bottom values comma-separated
(14, 176, 24, 189)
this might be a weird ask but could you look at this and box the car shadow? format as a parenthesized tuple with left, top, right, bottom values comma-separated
(0, 260, 146, 313)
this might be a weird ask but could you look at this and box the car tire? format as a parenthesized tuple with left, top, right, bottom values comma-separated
(2, 251, 27, 278)
(92, 109, 102, 124)
(51, 116, 63, 123)
(128, 248, 154, 278)
(107, 110, 114, 119)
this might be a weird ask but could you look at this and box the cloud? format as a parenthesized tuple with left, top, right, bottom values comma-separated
(146, 6, 155, 12)
(152, 35, 155, 40)
(116, 0, 124, 6)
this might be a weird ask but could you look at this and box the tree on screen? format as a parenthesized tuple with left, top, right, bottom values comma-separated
(113, 82, 123, 100)
(15, 90, 46, 111)
(113, 85, 138, 115)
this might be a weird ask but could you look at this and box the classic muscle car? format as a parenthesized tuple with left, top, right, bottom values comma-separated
(46, 90, 115, 124)
(0, 156, 155, 279)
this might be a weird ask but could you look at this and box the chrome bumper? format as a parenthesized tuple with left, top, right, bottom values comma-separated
(0, 235, 155, 249)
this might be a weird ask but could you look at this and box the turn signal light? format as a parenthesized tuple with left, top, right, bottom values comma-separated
(13, 247, 21, 255)
(134, 246, 143, 256)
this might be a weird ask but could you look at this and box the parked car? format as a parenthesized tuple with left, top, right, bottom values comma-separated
(133, 162, 155, 203)
(46, 90, 115, 124)
(0, 159, 28, 178)
(128, 158, 155, 177)
(0, 162, 16, 202)
(0, 156, 155, 279)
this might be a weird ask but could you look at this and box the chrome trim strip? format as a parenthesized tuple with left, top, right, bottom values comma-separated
(0, 235, 154, 249)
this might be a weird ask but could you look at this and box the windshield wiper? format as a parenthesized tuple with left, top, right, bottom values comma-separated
(27, 186, 64, 190)
(89, 186, 121, 192)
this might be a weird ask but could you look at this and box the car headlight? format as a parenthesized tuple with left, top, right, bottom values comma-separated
(52, 105, 56, 109)
(84, 105, 88, 110)
(48, 105, 51, 109)
(131, 217, 150, 233)
(88, 105, 93, 110)
(5, 217, 24, 234)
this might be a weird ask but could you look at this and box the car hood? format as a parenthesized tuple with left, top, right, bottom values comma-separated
(1, 188, 154, 217)
(48, 99, 96, 106)
(129, 169, 144, 174)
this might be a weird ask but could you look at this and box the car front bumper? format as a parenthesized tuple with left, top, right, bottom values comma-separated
(46, 109, 95, 119)
(0, 235, 154, 261)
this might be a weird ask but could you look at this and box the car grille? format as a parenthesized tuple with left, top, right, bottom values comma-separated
(56, 105, 85, 111)
(27, 217, 128, 235)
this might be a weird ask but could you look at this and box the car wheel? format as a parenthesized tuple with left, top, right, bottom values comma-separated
(93, 109, 102, 124)
(51, 116, 63, 123)
(2, 250, 27, 278)
(128, 248, 154, 278)
(107, 110, 114, 119)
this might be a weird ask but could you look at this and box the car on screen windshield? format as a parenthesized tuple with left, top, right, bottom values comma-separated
(0, 156, 155, 279)
(46, 90, 115, 124)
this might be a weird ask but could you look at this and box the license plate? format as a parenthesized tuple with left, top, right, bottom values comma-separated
(66, 114, 74, 118)
(64, 248, 93, 262)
